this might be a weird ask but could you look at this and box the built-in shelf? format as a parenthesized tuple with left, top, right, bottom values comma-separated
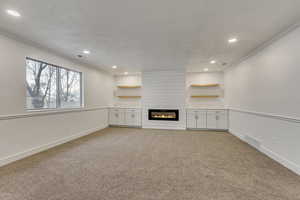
(190, 84, 220, 87)
(117, 85, 141, 88)
(117, 96, 142, 98)
(191, 95, 219, 98)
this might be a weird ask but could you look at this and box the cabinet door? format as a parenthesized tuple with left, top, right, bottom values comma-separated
(206, 111, 217, 129)
(216, 111, 228, 130)
(135, 109, 141, 126)
(187, 111, 197, 129)
(109, 109, 118, 125)
(125, 109, 133, 126)
(196, 111, 207, 129)
(118, 109, 126, 126)
(110, 109, 125, 125)
(125, 109, 140, 126)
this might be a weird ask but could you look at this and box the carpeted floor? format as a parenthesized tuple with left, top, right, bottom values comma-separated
(0, 128, 300, 200)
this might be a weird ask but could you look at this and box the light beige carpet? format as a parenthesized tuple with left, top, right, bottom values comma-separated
(0, 127, 300, 200)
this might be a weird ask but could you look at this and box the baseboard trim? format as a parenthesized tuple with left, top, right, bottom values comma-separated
(109, 125, 142, 128)
(187, 128, 228, 132)
(0, 124, 108, 168)
(259, 146, 300, 176)
(229, 130, 300, 176)
(142, 126, 186, 130)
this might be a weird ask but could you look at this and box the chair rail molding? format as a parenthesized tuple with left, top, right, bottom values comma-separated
(0, 106, 109, 121)
(229, 108, 300, 123)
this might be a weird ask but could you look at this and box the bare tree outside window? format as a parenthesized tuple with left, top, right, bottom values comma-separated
(59, 68, 81, 108)
(26, 59, 57, 109)
(26, 58, 82, 110)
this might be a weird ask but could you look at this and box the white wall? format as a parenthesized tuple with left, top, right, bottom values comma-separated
(186, 72, 224, 108)
(142, 70, 186, 129)
(0, 33, 114, 167)
(113, 74, 142, 107)
(225, 26, 300, 175)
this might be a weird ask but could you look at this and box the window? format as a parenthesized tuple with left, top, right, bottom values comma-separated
(26, 58, 83, 110)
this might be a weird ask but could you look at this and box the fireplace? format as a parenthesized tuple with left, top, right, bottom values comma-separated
(148, 109, 179, 121)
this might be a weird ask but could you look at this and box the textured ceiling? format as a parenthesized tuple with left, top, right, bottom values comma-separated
(0, 0, 300, 73)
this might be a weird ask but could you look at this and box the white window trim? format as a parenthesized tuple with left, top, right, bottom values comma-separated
(25, 57, 84, 110)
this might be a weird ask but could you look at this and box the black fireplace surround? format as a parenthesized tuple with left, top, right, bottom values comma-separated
(148, 109, 179, 121)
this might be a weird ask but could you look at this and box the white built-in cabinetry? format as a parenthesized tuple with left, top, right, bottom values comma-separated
(109, 108, 141, 127)
(187, 109, 228, 130)
(110, 108, 227, 130)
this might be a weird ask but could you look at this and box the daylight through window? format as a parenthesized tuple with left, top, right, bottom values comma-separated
(26, 58, 82, 110)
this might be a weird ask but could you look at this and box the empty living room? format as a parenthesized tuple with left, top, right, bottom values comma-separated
(1, 0, 300, 199)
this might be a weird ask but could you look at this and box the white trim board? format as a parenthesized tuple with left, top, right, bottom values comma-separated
(229, 130, 300, 176)
(0, 124, 108, 168)
(0, 106, 109, 121)
(228, 108, 300, 176)
(229, 108, 300, 123)
(142, 126, 186, 130)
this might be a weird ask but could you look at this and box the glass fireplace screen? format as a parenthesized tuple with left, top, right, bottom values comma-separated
(148, 109, 179, 121)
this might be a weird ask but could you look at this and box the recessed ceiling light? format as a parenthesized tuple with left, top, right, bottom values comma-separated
(124, 72, 128, 75)
(228, 38, 238, 43)
(112, 65, 117, 69)
(203, 68, 209, 72)
(210, 60, 216, 64)
(6, 9, 21, 17)
(83, 50, 90, 54)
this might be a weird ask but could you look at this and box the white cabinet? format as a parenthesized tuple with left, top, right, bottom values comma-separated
(216, 110, 228, 130)
(109, 109, 125, 126)
(187, 111, 197, 128)
(125, 109, 141, 127)
(109, 108, 141, 127)
(207, 110, 228, 130)
(206, 111, 217, 129)
(197, 111, 207, 129)
(187, 110, 206, 129)
(187, 109, 228, 130)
